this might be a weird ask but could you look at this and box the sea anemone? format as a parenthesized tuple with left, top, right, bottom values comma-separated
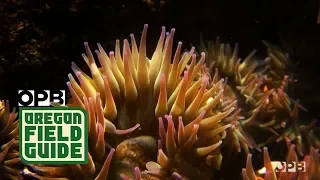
(197, 36, 319, 155)
(242, 140, 320, 180)
(23, 25, 319, 180)
(0, 100, 21, 179)
(27, 25, 242, 180)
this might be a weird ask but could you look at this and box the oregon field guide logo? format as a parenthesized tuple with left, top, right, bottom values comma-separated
(19, 107, 88, 164)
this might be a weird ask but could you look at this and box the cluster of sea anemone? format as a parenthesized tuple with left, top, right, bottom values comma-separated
(0, 100, 21, 180)
(0, 25, 319, 180)
(198, 36, 319, 154)
(242, 139, 320, 179)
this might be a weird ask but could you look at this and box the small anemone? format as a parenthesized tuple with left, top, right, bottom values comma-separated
(0, 100, 21, 180)
(243, 141, 320, 180)
(141, 114, 225, 180)
(197, 36, 316, 155)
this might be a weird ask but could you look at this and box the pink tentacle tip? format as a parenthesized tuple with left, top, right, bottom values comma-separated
(76, 71, 82, 77)
(102, 75, 108, 81)
(109, 51, 115, 56)
(123, 39, 129, 44)
(199, 110, 206, 117)
(134, 167, 142, 179)
(115, 124, 140, 135)
(99, 148, 115, 174)
(97, 123, 103, 133)
(202, 77, 209, 87)
(203, 75, 209, 82)
(183, 71, 188, 78)
(109, 148, 115, 155)
(120, 174, 130, 180)
(193, 124, 199, 131)
(160, 73, 165, 80)
(165, 115, 172, 121)
(172, 172, 184, 180)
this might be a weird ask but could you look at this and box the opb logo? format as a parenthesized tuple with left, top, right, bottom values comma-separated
(275, 161, 306, 172)
(18, 90, 65, 107)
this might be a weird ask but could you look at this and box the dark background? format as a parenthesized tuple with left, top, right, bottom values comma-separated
(0, 0, 319, 179)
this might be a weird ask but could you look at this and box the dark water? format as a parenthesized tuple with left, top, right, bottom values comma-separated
(1, 0, 319, 115)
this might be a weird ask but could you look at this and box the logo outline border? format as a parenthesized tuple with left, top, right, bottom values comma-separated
(19, 106, 88, 164)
